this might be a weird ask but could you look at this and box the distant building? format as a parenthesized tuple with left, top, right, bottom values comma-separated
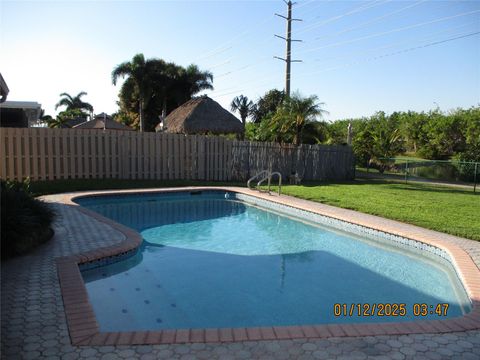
(0, 73, 43, 128)
(59, 117, 87, 128)
(73, 113, 134, 131)
(0, 101, 42, 128)
(0, 73, 9, 103)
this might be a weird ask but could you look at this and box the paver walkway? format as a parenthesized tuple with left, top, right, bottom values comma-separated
(1, 190, 479, 359)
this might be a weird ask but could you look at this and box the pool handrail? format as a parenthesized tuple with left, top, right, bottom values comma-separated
(247, 170, 282, 195)
(268, 171, 282, 195)
(247, 170, 270, 190)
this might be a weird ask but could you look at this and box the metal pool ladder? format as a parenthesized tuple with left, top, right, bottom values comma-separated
(247, 170, 282, 195)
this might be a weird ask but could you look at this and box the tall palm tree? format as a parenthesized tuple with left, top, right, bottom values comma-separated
(112, 53, 155, 132)
(230, 95, 255, 140)
(55, 91, 93, 116)
(113, 55, 214, 131)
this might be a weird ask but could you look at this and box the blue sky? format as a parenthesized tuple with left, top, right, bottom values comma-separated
(1, 0, 479, 121)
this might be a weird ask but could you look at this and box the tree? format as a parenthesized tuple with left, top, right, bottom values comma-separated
(112, 53, 158, 132)
(176, 64, 213, 104)
(230, 95, 255, 140)
(48, 108, 86, 128)
(253, 93, 327, 145)
(273, 93, 327, 145)
(253, 89, 285, 123)
(113, 55, 214, 131)
(55, 91, 93, 117)
(301, 121, 329, 144)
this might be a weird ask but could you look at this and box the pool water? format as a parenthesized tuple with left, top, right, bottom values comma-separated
(77, 191, 471, 331)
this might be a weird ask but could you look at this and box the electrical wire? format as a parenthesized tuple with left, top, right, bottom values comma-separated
(208, 3, 480, 98)
(299, 30, 480, 78)
(208, 1, 386, 82)
(314, 0, 427, 41)
(314, 20, 477, 63)
(296, 0, 390, 35)
(297, 9, 480, 55)
(208, 28, 479, 99)
(196, 1, 313, 69)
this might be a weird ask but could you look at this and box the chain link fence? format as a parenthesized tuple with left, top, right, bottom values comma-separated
(368, 158, 479, 193)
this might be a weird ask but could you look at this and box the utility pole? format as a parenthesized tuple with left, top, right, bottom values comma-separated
(275, 0, 302, 97)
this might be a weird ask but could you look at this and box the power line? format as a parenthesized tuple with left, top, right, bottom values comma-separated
(198, 2, 316, 76)
(196, 13, 276, 61)
(207, 0, 395, 84)
(296, 0, 390, 36)
(299, 30, 480, 78)
(314, 0, 427, 41)
(208, 5, 479, 98)
(209, 17, 479, 94)
(297, 9, 480, 56)
(314, 21, 477, 63)
(209, 28, 479, 99)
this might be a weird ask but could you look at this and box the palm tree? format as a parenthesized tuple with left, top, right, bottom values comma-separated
(113, 55, 214, 131)
(274, 93, 327, 145)
(55, 91, 93, 116)
(173, 64, 213, 105)
(47, 117, 68, 129)
(230, 95, 255, 140)
(112, 53, 155, 132)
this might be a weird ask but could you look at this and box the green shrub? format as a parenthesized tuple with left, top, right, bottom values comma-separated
(1, 179, 55, 259)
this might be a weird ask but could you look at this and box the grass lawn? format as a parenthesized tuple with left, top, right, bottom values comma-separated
(32, 178, 479, 241)
(273, 179, 480, 241)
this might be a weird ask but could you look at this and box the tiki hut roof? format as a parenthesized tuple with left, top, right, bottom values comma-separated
(164, 96, 243, 134)
(74, 113, 134, 131)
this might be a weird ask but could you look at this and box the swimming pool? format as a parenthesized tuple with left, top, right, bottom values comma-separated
(75, 190, 471, 332)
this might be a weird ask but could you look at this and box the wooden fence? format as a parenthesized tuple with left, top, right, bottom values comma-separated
(0, 128, 355, 182)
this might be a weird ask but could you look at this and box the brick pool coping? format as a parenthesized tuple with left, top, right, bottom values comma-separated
(55, 186, 480, 346)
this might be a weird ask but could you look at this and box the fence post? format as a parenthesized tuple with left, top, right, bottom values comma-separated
(405, 160, 409, 184)
(474, 162, 478, 194)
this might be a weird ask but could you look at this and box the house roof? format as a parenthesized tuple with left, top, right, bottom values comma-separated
(73, 113, 134, 131)
(164, 96, 243, 134)
(0, 101, 41, 110)
(0, 73, 9, 103)
(0, 101, 42, 127)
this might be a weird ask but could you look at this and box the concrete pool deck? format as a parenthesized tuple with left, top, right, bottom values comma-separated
(1, 186, 480, 359)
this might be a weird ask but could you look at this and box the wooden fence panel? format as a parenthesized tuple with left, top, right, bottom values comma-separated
(0, 128, 354, 182)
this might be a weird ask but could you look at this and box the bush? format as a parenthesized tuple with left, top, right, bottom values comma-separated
(1, 179, 55, 259)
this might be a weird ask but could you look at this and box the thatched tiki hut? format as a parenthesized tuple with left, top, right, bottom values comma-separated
(162, 96, 243, 135)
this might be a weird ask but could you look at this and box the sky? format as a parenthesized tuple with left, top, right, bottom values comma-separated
(1, 0, 479, 122)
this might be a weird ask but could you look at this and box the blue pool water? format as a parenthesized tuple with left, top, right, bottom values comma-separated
(77, 191, 471, 331)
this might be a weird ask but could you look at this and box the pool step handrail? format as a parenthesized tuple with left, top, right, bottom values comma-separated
(247, 170, 269, 190)
(247, 170, 282, 195)
(256, 174, 271, 193)
(268, 171, 282, 195)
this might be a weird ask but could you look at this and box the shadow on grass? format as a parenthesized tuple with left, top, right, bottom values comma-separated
(290, 179, 476, 196)
(32, 178, 477, 197)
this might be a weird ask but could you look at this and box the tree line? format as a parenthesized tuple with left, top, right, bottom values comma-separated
(234, 89, 479, 165)
(44, 53, 213, 131)
(42, 53, 478, 168)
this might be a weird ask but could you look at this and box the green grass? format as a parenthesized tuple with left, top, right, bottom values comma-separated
(272, 179, 480, 241)
(32, 178, 480, 241)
